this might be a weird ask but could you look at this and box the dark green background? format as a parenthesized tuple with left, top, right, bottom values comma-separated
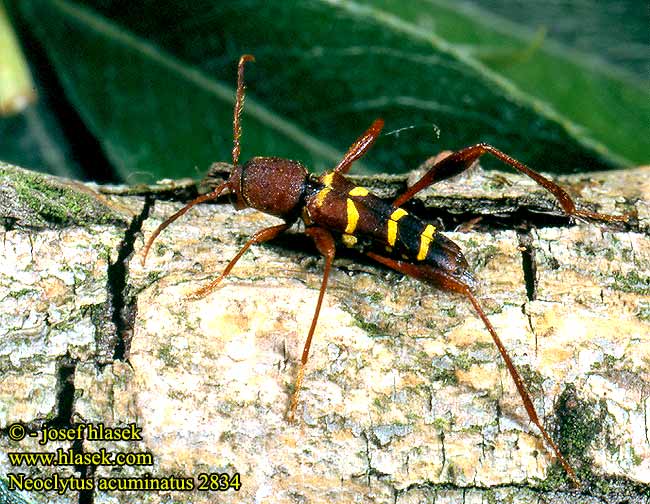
(1, 0, 648, 183)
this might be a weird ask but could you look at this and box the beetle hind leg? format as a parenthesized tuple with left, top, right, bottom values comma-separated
(365, 251, 580, 487)
(394, 144, 629, 224)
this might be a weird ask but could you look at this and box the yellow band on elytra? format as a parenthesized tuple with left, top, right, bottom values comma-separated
(387, 208, 408, 246)
(345, 198, 359, 234)
(417, 224, 436, 261)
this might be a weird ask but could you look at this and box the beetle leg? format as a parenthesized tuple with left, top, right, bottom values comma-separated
(366, 251, 580, 487)
(333, 119, 384, 175)
(188, 222, 291, 300)
(393, 143, 628, 223)
(288, 226, 336, 422)
(141, 181, 231, 266)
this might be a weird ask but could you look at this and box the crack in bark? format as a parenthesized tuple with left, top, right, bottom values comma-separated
(518, 230, 539, 353)
(643, 397, 650, 444)
(358, 428, 393, 490)
(439, 430, 446, 478)
(522, 304, 538, 356)
(495, 402, 502, 434)
(517, 230, 538, 301)
(50, 195, 153, 502)
(50, 354, 75, 428)
(362, 430, 372, 486)
(105, 196, 152, 363)
(49, 354, 94, 504)
(44, 194, 153, 501)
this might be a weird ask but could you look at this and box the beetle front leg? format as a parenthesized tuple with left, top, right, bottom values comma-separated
(188, 222, 291, 300)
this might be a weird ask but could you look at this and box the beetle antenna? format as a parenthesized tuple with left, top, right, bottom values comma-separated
(233, 54, 255, 167)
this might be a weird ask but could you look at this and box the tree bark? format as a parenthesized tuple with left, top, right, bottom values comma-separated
(1, 160, 649, 504)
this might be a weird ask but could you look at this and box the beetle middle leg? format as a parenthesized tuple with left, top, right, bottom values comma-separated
(288, 226, 337, 423)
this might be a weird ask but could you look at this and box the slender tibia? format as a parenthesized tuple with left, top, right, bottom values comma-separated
(394, 143, 629, 224)
(463, 287, 579, 487)
(365, 251, 580, 486)
(187, 223, 291, 300)
(287, 227, 336, 422)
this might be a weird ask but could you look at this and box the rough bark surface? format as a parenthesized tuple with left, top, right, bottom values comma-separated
(1, 161, 649, 504)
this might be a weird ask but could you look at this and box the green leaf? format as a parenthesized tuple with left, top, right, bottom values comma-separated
(377, 0, 649, 168)
(0, 1, 36, 115)
(0, 1, 83, 179)
(0, 2, 86, 179)
(10, 0, 649, 183)
(444, 0, 648, 80)
(15, 0, 347, 183)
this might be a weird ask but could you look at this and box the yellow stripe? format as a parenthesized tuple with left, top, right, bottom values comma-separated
(422, 223, 436, 239)
(391, 208, 408, 221)
(342, 234, 357, 247)
(314, 187, 331, 208)
(387, 221, 398, 247)
(321, 172, 334, 186)
(349, 186, 369, 197)
(417, 224, 436, 261)
(387, 208, 408, 246)
(345, 198, 359, 234)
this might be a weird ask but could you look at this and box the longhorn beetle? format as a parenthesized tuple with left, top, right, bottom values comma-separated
(142, 55, 628, 486)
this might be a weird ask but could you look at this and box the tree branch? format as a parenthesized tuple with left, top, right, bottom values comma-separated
(1, 160, 649, 503)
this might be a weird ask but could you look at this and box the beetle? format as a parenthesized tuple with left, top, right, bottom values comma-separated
(141, 54, 628, 486)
